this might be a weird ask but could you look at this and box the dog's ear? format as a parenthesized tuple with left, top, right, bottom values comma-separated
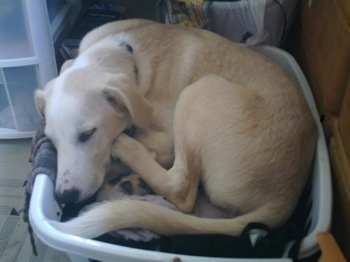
(60, 59, 75, 74)
(102, 85, 152, 130)
(34, 89, 46, 118)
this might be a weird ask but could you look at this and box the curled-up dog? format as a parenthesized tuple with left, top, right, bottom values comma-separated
(35, 19, 317, 238)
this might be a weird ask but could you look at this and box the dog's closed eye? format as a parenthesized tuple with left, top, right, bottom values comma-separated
(78, 128, 97, 143)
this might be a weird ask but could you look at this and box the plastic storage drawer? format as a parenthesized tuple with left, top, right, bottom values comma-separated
(0, 0, 57, 138)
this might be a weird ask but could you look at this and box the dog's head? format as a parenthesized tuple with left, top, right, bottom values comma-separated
(34, 42, 152, 204)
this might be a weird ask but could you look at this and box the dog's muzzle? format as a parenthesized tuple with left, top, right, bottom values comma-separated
(55, 187, 80, 204)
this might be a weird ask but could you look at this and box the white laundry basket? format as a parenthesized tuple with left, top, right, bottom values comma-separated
(29, 46, 332, 262)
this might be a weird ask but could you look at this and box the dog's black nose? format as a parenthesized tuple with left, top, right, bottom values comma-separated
(55, 188, 80, 204)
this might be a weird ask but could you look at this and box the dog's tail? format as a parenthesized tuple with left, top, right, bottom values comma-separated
(51, 199, 286, 238)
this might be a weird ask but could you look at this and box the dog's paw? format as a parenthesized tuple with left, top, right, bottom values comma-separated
(112, 134, 146, 163)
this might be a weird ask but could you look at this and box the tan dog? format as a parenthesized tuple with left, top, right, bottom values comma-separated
(35, 19, 317, 238)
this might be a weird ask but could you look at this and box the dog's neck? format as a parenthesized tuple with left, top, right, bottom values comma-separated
(119, 42, 138, 81)
(115, 38, 153, 97)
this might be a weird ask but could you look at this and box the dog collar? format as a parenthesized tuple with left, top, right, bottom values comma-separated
(119, 42, 138, 77)
(120, 42, 133, 53)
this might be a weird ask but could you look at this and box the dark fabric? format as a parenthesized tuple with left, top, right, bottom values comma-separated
(23, 121, 57, 256)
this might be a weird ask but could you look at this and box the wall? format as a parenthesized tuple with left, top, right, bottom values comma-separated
(289, 0, 350, 259)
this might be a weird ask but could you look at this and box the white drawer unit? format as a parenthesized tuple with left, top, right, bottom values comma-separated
(0, 0, 58, 138)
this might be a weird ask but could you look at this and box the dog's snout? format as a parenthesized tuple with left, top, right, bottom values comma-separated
(55, 188, 80, 204)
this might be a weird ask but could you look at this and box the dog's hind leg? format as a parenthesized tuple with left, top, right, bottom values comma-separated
(112, 76, 219, 212)
(113, 73, 280, 214)
(112, 74, 249, 213)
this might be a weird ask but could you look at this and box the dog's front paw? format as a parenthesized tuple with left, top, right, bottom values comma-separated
(112, 134, 146, 164)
